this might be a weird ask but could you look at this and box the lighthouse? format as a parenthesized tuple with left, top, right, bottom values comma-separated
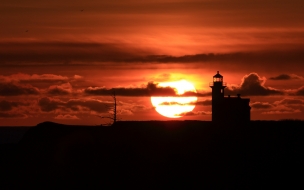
(209, 71, 226, 122)
(209, 71, 251, 123)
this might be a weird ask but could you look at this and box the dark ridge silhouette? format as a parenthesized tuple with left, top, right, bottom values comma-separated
(1, 120, 304, 189)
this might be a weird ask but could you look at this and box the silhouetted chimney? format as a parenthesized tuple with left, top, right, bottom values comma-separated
(228, 95, 230, 98)
(237, 94, 241, 98)
(217, 71, 219, 74)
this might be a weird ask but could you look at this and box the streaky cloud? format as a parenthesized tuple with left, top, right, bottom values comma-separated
(251, 102, 274, 109)
(269, 74, 303, 80)
(1, 41, 304, 67)
(0, 82, 39, 96)
(85, 82, 209, 97)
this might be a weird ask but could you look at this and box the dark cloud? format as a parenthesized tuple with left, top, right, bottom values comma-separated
(0, 112, 27, 118)
(14, 73, 68, 82)
(0, 73, 79, 92)
(38, 97, 113, 113)
(262, 106, 301, 115)
(54, 114, 79, 120)
(47, 83, 72, 95)
(0, 100, 19, 111)
(103, 51, 304, 66)
(85, 82, 207, 97)
(85, 87, 147, 96)
(286, 86, 304, 96)
(1, 41, 304, 68)
(269, 74, 303, 80)
(131, 105, 148, 111)
(118, 109, 133, 115)
(225, 73, 283, 96)
(121, 103, 152, 113)
(0, 73, 69, 85)
(0, 100, 29, 111)
(146, 82, 178, 96)
(38, 97, 63, 112)
(196, 99, 212, 106)
(182, 91, 207, 96)
(159, 102, 191, 106)
(159, 102, 173, 106)
(0, 82, 39, 96)
(249, 98, 304, 115)
(47, 87, 70, 95)
(85, 82, 177, 96)
(144, 51, 304, 68)
(66, 99, 113, 113)
(295, 86, 304, 96)
(176, 111, 211, 117)
(251, 98, 303, 114)
(251, 102, 274, 109)
(0, 42, 154, 64)
(274, 98, 304, 106)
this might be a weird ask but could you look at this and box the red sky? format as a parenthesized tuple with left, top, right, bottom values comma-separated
(1, 0, 304, 125)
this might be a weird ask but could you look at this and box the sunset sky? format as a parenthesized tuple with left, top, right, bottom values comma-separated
(1, 0, 304, 126)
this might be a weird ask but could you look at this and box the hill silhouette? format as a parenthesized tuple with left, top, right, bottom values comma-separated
(1, 120, 304, 189)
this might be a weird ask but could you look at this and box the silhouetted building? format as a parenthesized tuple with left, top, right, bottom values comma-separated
(210, 71, 251, 123)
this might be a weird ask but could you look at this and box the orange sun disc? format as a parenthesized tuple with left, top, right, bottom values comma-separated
(151, 80, 197, 118)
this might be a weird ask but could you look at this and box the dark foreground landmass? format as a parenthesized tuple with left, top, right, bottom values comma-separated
(1, 120, 304, 189)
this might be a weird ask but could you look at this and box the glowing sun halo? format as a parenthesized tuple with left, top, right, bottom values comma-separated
(151, 80, 198, 118)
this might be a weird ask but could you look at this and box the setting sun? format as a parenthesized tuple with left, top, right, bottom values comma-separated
(151, 80, 198, 118)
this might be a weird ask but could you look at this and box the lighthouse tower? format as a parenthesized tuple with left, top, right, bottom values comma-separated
(209, 71, 251, 123)
(209, 71, 226, 122)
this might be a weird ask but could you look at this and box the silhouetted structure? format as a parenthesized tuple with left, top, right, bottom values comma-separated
(210, 71, 251, 123)
(3, 120, 304, 189)
(97, 90, 117, 125)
